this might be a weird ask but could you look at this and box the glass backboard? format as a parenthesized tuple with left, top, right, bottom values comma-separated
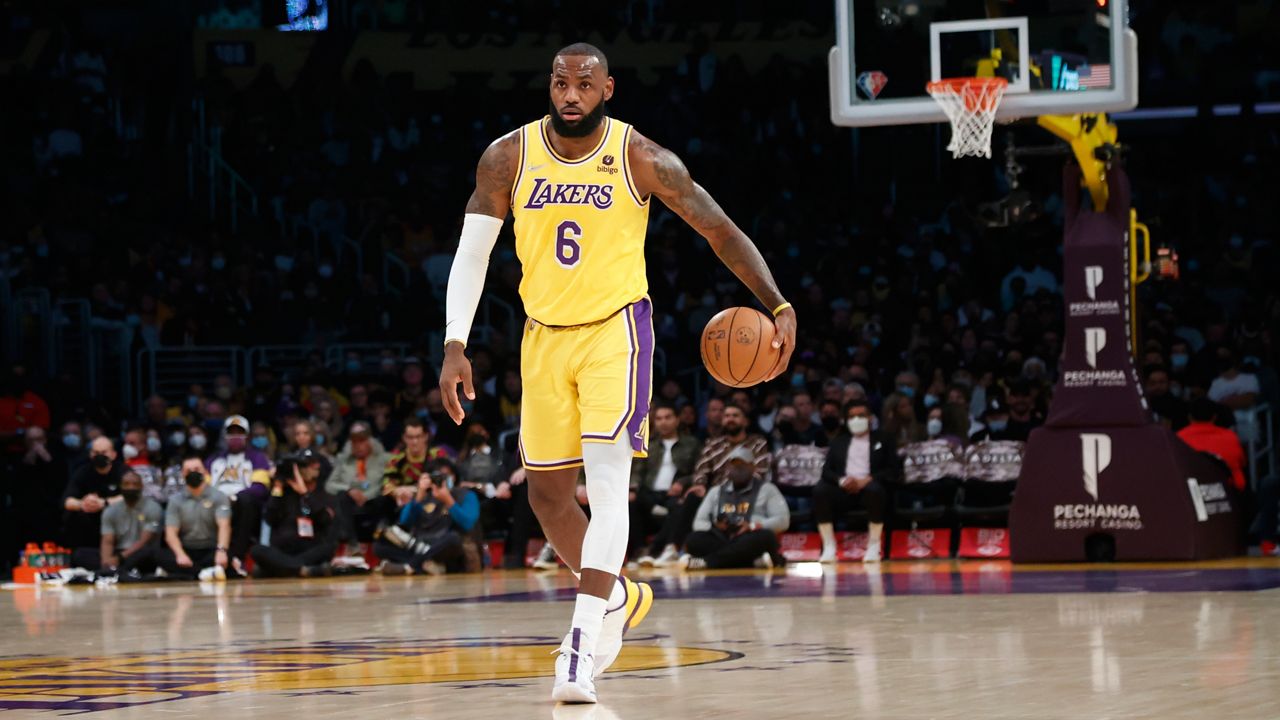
(830, 0, 1137, 127)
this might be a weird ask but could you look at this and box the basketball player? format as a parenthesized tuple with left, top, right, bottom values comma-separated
(440, 43, 796, 703)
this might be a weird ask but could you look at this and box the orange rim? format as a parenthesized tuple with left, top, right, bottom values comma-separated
(926, 77, 1008, 113)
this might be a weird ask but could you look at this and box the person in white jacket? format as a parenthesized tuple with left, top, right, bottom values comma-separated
(679, 446, 790, 570)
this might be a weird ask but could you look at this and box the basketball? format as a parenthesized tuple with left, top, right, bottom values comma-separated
(700, 307, 782, 388)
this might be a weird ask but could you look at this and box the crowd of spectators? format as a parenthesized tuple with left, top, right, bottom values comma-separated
(3, 1, 1280, 577)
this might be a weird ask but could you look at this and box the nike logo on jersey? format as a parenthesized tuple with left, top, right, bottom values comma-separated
(522, 177, 615, 210)
(528, 163, 547, 172)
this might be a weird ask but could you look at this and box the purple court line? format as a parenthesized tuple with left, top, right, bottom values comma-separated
(428, 566, 1280, 604)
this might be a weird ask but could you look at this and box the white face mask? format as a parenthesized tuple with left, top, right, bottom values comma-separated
(927, 418, 943, 437)
(189, 434, 208, 450)
(122, 444, 139, 460)
(847, 417, 870, 435)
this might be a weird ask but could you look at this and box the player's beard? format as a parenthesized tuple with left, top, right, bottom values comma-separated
(549, 99, 607, 138)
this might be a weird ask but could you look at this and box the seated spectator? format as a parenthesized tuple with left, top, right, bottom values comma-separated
(374, 458, 479, 575)
(969, 396, 1012, 442)
(250, 450, 338, 578)
(631, 405, 701, 564)
(1178, 398, 1247, 491)
(926, 403, 970, 447)
(12, 426, 67, 552)
(773, 391, 826, 447)
(381, 416, 448, 493)
(207, 415, 273, 573)
(121, 427, 165, 501)
(1208, 348, 1260, 411)
(1003, 381, 1045, 441)
(57, 420, 89, 477)
(327, 420, 390, 555)
(815, 399, 900, 564)
(679, 446, 790, 570)
(250, 420, 276, 456)
(882, 392, 925, 446)
(816, 399, 844, 445)
(158, 455, 232, 580)
(639, 403, 769, 566)
(1145, 364, 1188, 429)
(63, 437, 125, 566)
(284, 418, 334, 481)
(98, 470, 163, 578)
(456, 422, 502, 488)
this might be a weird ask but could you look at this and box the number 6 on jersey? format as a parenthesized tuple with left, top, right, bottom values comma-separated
(556, 220, 582, 267)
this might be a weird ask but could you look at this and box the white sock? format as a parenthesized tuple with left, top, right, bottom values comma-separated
(570, 593, 608, 655)
(868, 522, 884, 545)
(818, 522, 836, 550)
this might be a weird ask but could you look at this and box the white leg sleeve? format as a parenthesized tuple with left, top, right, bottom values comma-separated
(579, 434, 633, 575)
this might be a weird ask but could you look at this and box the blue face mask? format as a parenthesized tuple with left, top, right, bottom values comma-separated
(315, 434, 326, 446)
(251, 436, 270, 450)
(416, 408, 430, 419)
(791, 372, 805, 388)
(898, 386, 916, 399)
(1170, 354, 1189, 370)
(187, 394, 199, 409)
(346, 360, 362, 373)
(63, 433, 82, 449)
(923, 394, 939, 408)
(988, 419, 1008, 432)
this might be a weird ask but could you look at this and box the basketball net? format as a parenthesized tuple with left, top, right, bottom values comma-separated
(926, 77, 1008, 159)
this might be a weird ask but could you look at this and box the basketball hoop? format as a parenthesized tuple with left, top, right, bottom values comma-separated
(926, 77, 1008, 159)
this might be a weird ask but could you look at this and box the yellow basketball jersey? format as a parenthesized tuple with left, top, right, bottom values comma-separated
(510, 116, 650, 326)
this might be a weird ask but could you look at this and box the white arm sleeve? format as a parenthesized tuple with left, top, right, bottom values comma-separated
(443, 213, 504, 348)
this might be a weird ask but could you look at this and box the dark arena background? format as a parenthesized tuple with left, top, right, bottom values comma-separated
(2, 1, 1280, 717)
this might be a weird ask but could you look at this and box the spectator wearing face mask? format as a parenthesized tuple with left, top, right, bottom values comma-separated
(815, 399, 900, 564)
(207, 415, 273, 573)
(925, 404, 970, 447)
(250, 420, 276, 456)
(57, 420, 89, 478)
(121, 427, 165, 503)
(62, 437, 126, 562)
(773, 391, 826, 447)
(640, 404, 770, 566)
(158, 455, 232, 581)
(97, 470, 163, 578)
(968, 396, 1005, 442)
(817, 399, 844, 445)
(678, 447, 790, 570)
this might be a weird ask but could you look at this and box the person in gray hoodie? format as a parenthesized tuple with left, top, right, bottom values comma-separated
(327, 421, 391, 555)
(679, 446, 790, 570)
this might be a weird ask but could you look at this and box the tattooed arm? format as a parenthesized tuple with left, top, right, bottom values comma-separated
(629, 130, 796, 378)
(465, 130, 521, 218)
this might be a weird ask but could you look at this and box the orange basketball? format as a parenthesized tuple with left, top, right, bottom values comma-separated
(700, 307, 783, 388)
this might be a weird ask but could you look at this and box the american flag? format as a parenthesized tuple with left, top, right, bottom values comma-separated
(1079, 64, 1112, 89)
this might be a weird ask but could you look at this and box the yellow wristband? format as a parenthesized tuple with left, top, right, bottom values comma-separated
(771, 302, 792, 317)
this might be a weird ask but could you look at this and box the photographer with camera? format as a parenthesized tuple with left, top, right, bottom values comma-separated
(249, 448, 338, 578)
(373, 458, 479, 575)
(678, 447, 790, 571)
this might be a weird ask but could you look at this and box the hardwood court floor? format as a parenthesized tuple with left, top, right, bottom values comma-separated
(4, 559, 1280, 719)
